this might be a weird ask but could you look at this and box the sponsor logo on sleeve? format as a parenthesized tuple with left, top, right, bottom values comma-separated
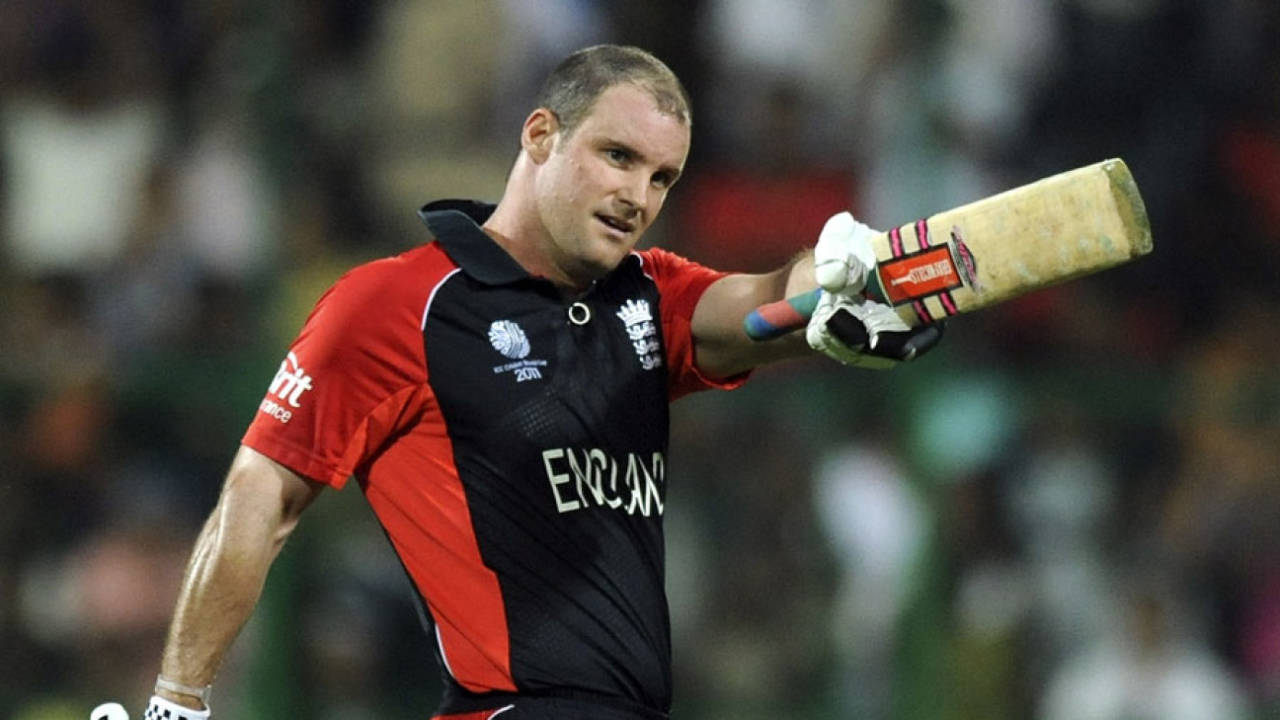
(259, 351, 314, 423)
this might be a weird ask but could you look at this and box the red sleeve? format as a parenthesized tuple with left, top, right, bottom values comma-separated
(634, 247, 752, 400)
(241, 245, 452, 487)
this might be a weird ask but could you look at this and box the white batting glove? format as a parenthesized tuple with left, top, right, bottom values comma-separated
(131, 696, 207, 717)
(806, 291, 913, 369)
(89, 698, 210, 720)
(807, 211, 945, 367)
(813, 211, 879, 295)
(90, 702, 130, 720)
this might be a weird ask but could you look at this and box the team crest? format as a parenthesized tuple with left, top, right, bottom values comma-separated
(617, 299, 662, 370)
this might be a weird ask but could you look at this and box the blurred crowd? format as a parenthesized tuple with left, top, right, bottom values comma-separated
(2, 1, 1280, 719)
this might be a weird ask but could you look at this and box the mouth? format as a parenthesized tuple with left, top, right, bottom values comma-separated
(595, 213, 635, 237)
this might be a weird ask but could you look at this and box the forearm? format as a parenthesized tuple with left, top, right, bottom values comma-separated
(690, 250, 819, 377)
(158, 448, 316, 708)
(160, 504, 276, 693)
(731, 250, 819, 361)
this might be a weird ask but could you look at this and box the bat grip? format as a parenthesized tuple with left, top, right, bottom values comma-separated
(742, 288, 822, 341)
(745, 290, 943, 360)
(744, 272, 893, 342)
(741, 292, 874, 346)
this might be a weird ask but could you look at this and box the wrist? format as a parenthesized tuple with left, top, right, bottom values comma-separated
(154, 675, 212, 712)
(155, 689, 208, 710)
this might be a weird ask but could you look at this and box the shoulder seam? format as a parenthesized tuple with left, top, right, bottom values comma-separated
(631, 250, 656, 283)
(422, 267, 463, 330)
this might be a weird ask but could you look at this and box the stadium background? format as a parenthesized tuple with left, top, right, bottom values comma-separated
(2, 1, 1279, 718)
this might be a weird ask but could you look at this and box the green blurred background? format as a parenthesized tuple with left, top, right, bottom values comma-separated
(3, 1, 1280, 718)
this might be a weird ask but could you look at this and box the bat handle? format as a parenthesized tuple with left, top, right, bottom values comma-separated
(742, 288, 822, 341)
(744, 272, 894, 342)
(742, 290, 875, 347)
(745, 291, 944, 364)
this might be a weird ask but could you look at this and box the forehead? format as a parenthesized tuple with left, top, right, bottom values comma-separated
(573, 84, 690, 166)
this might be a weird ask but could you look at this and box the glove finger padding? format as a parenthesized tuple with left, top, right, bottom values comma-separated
(806, 291, 943, 368)
(827, 309, 945, 362)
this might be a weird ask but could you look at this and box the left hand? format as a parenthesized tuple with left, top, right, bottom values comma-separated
(806, 291, 944, 368)
(813, 211, 878, 295)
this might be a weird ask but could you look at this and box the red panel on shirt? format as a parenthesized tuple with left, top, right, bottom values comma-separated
(241, 242, 516, 693)
(242, 245, 444, 488)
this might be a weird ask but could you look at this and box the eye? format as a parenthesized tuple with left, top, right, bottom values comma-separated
(606, 147, 631, 164)
(651, 171, 676, 189)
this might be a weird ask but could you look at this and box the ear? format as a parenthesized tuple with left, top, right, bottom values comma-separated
(522, 108, 559, 163)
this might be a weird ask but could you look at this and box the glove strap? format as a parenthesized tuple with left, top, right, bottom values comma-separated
(154, 676, 211, 704)
(145, 695, 211, 720)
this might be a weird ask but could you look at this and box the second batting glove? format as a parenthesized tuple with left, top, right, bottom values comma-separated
(806, 291, 944, 368)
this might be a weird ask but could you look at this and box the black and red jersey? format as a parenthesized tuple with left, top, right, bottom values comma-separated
(242, 200, 747, 716)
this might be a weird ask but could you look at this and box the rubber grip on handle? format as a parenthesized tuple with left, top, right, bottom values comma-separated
(746, 293, 945, 361)
(742, 288, 822, 341)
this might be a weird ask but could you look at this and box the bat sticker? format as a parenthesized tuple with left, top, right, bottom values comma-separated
(878, 223, 962, 314)
(950, 226, 981, 294)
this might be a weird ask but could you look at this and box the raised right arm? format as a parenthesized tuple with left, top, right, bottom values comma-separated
(156, 445, 324, 710)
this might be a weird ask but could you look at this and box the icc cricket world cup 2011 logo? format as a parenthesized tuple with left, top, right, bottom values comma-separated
(488, 319, 546, 383)
(488, 319, 531, 360)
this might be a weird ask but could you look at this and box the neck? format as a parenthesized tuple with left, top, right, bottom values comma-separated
(484, 204, 568, 287)
(484, 159, 587, 292)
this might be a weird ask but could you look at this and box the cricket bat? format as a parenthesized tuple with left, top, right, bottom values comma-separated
(743, 158, 1154, 341)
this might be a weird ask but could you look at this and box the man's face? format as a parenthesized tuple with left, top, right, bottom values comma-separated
(532, 83, 690, 287)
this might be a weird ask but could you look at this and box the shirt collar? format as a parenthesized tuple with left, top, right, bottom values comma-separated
(418, 199, 529, 286)
(417, 198, 643, 288)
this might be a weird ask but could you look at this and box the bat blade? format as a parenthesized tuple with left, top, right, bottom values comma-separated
(743, 158, 1154, 341)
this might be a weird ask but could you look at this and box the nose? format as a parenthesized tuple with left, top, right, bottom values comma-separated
(616, 171, 648, 216)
